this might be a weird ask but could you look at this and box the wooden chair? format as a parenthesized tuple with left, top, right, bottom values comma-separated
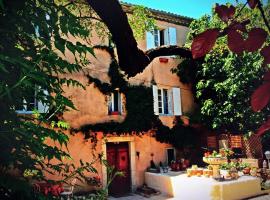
(60, 178, 77, 200)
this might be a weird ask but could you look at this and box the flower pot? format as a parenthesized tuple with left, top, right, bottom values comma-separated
(242, 167, 250, 175)
(110, 111, 120, 115)
(159, 57, 169, 63)
(220, 169, 229, 177)
(182, 117, 190, 126)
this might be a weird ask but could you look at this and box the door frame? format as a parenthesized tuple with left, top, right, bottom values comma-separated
(101, 136, 136, 192)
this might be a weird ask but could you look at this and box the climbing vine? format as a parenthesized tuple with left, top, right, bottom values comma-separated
(77, 46, 199, 149)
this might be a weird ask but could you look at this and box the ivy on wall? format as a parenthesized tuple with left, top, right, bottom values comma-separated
(77, 46, 199, 149)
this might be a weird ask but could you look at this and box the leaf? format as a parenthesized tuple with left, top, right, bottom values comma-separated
(66, 41, 75, 55)
(191, 29, 220, 59)
(245, 28, 267, 52)
(215, 4, 235, 22)
(54, 38, 66, 55)
(261, 45, 270, 66)
(251, 82, 270, 112)
(227, 29, 245, 54)
(257, 118, 270, 136)
(248, 0, 259, 9)
(0, 0, 4, 10)
(228, 20, 249, 32)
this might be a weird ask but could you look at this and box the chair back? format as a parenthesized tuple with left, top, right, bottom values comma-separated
(70, 178, 77, 192)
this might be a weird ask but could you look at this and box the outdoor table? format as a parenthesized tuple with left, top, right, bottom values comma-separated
(145, 171, 262, 200)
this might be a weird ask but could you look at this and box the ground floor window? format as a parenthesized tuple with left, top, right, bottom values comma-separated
(166, 148, 176, 165)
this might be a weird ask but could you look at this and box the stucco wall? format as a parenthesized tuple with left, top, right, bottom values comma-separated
(45, 131, 171, 191)
(44, 17, 195, 191)
(62, 47, 195, 129)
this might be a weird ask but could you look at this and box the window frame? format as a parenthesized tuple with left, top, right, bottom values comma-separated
(146, 27, 177, 50)
(108, 89, 122, 115)
(16, 88, 38, 114)
(16, 87, 49, 114)
(157, 88, 169, 115)
(166, 147, 176, 165)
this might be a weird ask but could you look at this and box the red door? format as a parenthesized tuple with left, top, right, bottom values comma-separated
(106, 142, 131, 196)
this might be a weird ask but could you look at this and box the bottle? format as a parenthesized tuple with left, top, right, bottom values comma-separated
(263, 160, 267, 169)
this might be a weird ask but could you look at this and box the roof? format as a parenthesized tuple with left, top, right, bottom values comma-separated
(121, 2, 194, 26)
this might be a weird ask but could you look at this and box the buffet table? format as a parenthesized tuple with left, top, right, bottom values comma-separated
(145, 172, 261, 200)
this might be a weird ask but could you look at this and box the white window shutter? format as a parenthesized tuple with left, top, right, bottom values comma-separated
(172, 87, 182, 116)
(168, 89, 173, 115)
(111, 93, 114, 112)
(164, 28, 170, 45)
(37, 90, 49, 113)
(107, 94, 112, 113)
(168, 27, 177, 45)
(118, 92, 121, 113)
(152, 85, 159, 115)
(146, 31, 155, 50)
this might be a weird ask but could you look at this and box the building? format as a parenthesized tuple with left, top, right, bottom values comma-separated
(46, 3, 194, 195)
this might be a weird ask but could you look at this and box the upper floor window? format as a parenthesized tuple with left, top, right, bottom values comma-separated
(108, 90, 123, 115)
(146, 27, 177, 50)
(16, 88, 49, 114)
(152, 85, 182, 116)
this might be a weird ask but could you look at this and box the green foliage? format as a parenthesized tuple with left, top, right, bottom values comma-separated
(79, 46, 162, 138)
(155, 117, 199, 149)
(55, 1, 156, 44)
(175, 3, 270, 134)
(0, 0, 96, 199)
(81, 47, 198, 150)
(128, 5, 156, 40)
(82, 46, 157, 136)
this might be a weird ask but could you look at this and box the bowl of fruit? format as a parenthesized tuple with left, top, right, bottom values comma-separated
(203, 150, 227, 165)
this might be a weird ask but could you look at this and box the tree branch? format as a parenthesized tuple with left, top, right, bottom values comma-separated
(146, 45, 192, 61)
(86, 0, 192, 77)
(257, 1, 270, 32)
(76, 16, 102, 22)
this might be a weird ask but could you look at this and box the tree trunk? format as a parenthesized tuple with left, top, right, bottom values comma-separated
(86, 0, 192, 77)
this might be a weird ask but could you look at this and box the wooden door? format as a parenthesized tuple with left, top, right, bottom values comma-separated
(106, 142, 131, 196)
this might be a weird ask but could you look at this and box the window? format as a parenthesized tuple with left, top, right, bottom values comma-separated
(16, 88, 49, 114)
(166, 148, 176, 165)
(158, 88, 169, 115)
(108, 90, 122, 115)
(153, 85, 182, 116)
(146, 27, 177, 50)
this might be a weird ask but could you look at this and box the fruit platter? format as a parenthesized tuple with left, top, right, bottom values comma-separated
(203, 150, 228, 178)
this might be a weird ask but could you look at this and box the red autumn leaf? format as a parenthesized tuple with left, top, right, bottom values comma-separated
(215, 4, 236, 22)
(245, 28, 267, 52)
(257, 118, 270, 136)
(227, 29, 245, 54)
(251, 82, 270, 112)
(261, 45, 270, 65)
(228, 21, 248, 32)
(191, 29, 219, 59)
(248, 0, 259, 9)
(263, 71, 270, 81)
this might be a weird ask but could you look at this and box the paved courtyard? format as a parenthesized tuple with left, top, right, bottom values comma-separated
(108, 193, 270, 200)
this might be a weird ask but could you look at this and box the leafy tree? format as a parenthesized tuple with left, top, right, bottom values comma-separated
(174, 2, 270, 135)
(0, 0, 97, 199)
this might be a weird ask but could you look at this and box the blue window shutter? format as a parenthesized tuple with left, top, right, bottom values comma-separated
(168, 27, 177, 45)
(146, 31, 155, 50)
(164, 28, 170, 45)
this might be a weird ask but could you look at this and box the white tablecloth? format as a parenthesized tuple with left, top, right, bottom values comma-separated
(145, 172, 261, 200)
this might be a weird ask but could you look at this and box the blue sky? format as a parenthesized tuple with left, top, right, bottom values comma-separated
(122, 0, 268, 19)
